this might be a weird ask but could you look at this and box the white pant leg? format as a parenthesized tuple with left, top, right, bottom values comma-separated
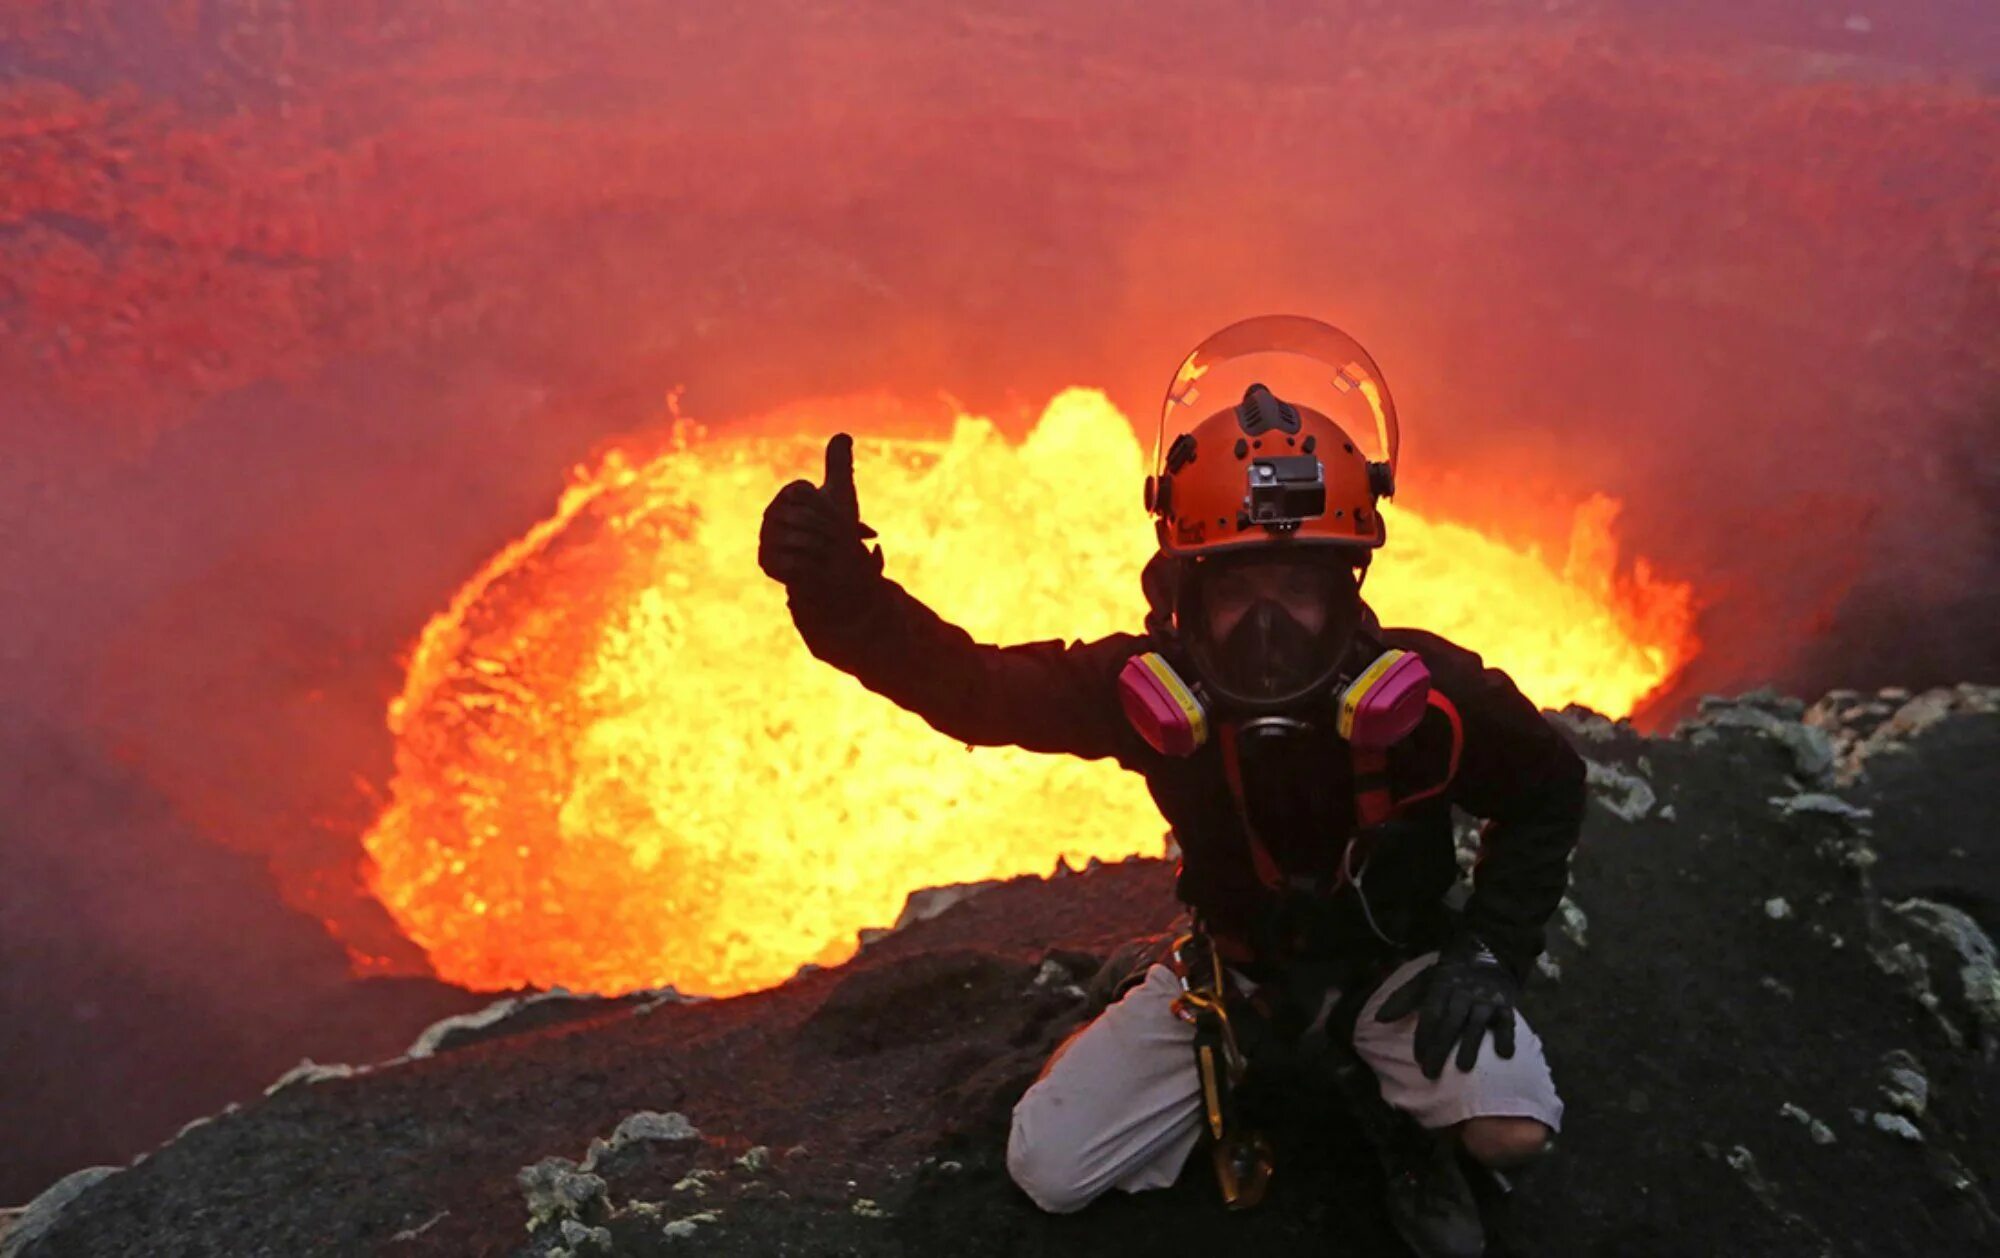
(1350, 951, 1565, 1132)
(1006, 963, 1206, 1213)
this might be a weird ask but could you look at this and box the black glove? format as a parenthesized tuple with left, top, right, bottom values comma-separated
(1372, 929, 1519, 1080)
(757, 433, 883, 594)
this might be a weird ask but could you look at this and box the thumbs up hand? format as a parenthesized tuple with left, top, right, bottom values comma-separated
(758, 433, 885, 592)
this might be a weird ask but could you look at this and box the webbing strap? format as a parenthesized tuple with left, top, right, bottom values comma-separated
(1352, 745, 1394, 828)
(1388, 690, 1464, 813)
(1351, 689, 1465, 826)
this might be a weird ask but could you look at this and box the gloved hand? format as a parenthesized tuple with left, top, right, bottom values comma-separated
(1372, 930, 1519, 1080)
(757, 433, 883, 594)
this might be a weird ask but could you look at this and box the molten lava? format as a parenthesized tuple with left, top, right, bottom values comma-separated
(362, 390, 1694, 997)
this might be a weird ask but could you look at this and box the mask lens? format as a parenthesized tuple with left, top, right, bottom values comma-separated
(1187, 555, 1361, 707)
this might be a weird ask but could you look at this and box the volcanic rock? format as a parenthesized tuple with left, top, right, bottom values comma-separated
(1583, 759, 1656, 822)
(581, 1113, 704, 1175)
(1870, 1113, 1924, 1144)
(1881, 1051, 1930, 1119)
(892, 881, 1007, 931)
(0, 1169, 118, 1258)
(405, 987, 692, 1061)
(518, 1158, 609, 1231)
(263, 1059, 361, 1096)
(1677, 691, 1838, 785)
(1777, 1103, 1836, 1146)
(12, 689, 1999, 1257)
(1806, 684, 2000, 787)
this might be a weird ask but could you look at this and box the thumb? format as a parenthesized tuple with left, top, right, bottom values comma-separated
(821, 433, 859, 522)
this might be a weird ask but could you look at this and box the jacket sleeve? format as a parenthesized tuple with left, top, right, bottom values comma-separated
(785, 575, 1147, 764)
(1416, 635, 1588, 981)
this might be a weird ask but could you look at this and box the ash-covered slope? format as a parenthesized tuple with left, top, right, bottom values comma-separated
(8, 687, 1997, 1258)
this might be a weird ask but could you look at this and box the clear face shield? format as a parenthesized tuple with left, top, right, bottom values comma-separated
(1156, 314, 1402, 509)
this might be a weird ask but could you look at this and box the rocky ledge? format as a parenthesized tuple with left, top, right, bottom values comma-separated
(5, 686, 1996, 1257)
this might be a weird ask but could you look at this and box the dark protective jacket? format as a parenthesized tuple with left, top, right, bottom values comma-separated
(787, 573, 1586, 982)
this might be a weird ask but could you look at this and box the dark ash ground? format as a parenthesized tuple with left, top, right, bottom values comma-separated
(7, 686, 1996, 1258)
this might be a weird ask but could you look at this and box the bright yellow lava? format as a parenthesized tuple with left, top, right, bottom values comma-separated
(362, 389, 1694, 996)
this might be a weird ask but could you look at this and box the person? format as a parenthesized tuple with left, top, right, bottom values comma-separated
(756, 316, 1585, 1257)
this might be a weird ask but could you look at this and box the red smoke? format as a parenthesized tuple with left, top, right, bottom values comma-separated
(1, 0, 1993, 1094)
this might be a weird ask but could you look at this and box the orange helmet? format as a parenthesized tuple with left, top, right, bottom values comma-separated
(1145, 315, 1401, 560)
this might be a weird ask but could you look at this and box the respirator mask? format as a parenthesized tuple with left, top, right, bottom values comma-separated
(1186, 553, 1359, 713)
(1118, 550, 1432, 756)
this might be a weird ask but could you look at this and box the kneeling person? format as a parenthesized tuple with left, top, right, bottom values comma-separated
(758, 317, 1584, 1257)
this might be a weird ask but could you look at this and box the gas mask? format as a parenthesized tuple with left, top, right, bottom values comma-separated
(1187, 554, 1359, 712)
(1118, 552, 1431, 756)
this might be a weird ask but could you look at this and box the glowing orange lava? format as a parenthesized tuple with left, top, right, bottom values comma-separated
(362, 390, 1695, 996)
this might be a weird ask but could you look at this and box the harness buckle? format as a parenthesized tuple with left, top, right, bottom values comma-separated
(1166, 930, 1275, 1209)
